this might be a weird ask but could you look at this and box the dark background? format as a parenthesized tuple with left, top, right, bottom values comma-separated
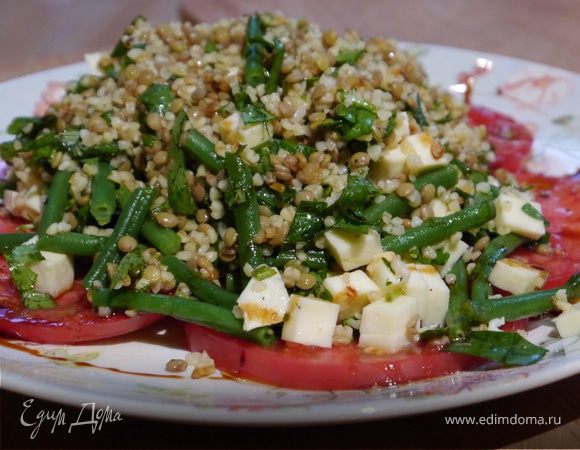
(2, 375, 579, 449)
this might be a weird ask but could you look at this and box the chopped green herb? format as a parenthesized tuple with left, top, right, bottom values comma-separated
(138, 84, 175, 115)
(336, 48, 365, 66)
(252, 265, 277, 281)
(522, 203, 549, 226)
(5, 243, 55, 310)
(447, 330, 547, 366)
(204, 41, 219, 53)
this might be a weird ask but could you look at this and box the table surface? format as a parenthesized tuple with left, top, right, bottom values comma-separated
(0, 1, 579, 448)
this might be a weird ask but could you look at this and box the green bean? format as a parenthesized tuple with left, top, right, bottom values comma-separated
(0, 233, 34, 252)
(471, 274, 579, 322)
(265, 39, 285, 94)
(38, 233, 106, 256)
(90, 161, 116, 226)
(167, 111, 196, 215)
(244, 15, 265, 86)
(470, 234, 528, 303)
(363, 166, 458, 225)
(182, 129, 225, 172)
(413, 165, 459, 191)
(38, 170, 71, 236)
(381, 199, 496, 254)
(83, 187, 156, 289)
(117, 186, 181, 256)
(92, 289, 276, 346)
(268, 249, 328, 272)
(363, 194, 410, 225)
(224, 153, 263, 271)
(445, 260, 471, 341)
(161, 256, 238, 309)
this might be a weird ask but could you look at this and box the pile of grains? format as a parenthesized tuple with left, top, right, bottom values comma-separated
(3, 13, 495, 294)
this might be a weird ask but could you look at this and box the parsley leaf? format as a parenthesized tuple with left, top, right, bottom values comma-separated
(5, 243, 55, 310)
(336, 48, 365, 66)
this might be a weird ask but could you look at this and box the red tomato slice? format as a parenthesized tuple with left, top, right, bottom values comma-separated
(184, 323, 482, 390)
(468, 106, 533, 173)
(0, 217, 161, 344)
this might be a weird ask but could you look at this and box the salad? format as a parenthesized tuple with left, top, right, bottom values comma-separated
(0, 13, 578, 390)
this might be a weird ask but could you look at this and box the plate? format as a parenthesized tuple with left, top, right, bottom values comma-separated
(1, 44, 579, 425)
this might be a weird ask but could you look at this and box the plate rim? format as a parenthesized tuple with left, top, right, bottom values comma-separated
(1, 43, 579, 425)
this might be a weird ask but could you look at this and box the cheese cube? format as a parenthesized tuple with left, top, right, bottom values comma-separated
(436, 239, 469, 276)
(240, 122, 273, 148)
(388, 112, 411, 147)
(281, 295, 339, 348)
(3, 189, 43, 221)
(555, 304, 580, 338)
(219, 112, 273, 148)
(324, 228, 382, 271)
(358, 295, 419, 352)
(495, 193, 546, 240)
(366, 254, 401, 294)
(30, 251, 74, 298)
(429, 198, 450, 218)
(401, 132, 450, 175)
(369, 147, 408, 182)
(489, 258, 547, 295)
(405, 264, 450, 327)
(236, 268, 290, 331)
(323, 270, 381, 319)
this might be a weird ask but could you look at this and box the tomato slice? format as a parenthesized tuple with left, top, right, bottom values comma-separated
(184, 323, 482, 390)
(468, 106, 533, 173)
(0, 217, 161, 344)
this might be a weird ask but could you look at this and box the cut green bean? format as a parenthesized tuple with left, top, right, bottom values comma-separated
(92, 289, 276, 346)
(381, 199, 496, 254)
(265, 39, 285, 94)
(117, 186, 181, 256)
(470, 234, 528, 303)
(167, 111, 196, 215)
(363, 194, 411, 225)
(224, 153, 263, 271)
(244, 15, 265, 87)
(182, 129, 225, 172)
(364, 166, 459, 225)
(0, 233, 34, 252)
(161, 255, 238, 309)
(445, 259, 471, 341)
(90, 161, 116, 226)
(413, 165, 459, 191)
(471, 274, 579, 322)
(38, 170, 71, 236)
(83, 187, 156, 289)
(37, 233, 106, 256)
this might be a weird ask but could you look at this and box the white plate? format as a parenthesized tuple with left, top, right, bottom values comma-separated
(0, 44, 579, 425)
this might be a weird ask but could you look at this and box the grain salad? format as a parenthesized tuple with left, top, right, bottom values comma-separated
(0, 13, 579, 387)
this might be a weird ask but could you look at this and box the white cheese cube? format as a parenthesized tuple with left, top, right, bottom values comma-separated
(3, 189, 43, 221)
(495, 193, 546, 240)
(30, 251, 74, 298)
(401, 132, 451, 175)
(489, 258, 547, 295)
(358, 295, 419, 352)
(324, 228, 382, 271)
(366, 254, 401, 294)
(84, 52, 106, 75)
(388, 112, 411, 147)
(429, 198, 450, 218)
(240, 122, 273, 148)
(236, 268, 290, 331)
(323, 270, 381, 319)
(281, 295, 339, 348)
(555, 304, 580, 338)
(436, 240, 469, 276)
(369, 147, 408, 182)
(406, 264, 450, 327)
